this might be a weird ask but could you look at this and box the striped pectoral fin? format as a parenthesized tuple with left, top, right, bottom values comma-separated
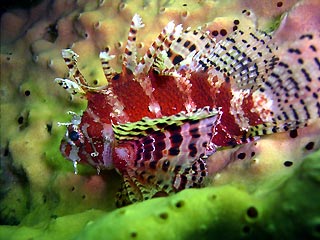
(202, 29, 278, 92)
(248, 33, 320, 137)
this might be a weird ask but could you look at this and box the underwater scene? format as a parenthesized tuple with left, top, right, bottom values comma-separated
(1, 0, 320, 239)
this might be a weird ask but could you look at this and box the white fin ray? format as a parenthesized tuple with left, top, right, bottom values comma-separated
(99, 51, 116, 80)
(122, 14, 145, 73)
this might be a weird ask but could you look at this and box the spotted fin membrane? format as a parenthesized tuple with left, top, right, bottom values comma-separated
(194, 29, 320, 139)
(248, 34, 320, 136)
(56, 14, 320, 207)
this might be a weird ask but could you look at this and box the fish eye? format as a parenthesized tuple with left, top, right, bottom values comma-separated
(69, 130, 80, 141)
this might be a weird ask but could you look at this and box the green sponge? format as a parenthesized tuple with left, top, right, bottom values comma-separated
(75, 149, 320, 240)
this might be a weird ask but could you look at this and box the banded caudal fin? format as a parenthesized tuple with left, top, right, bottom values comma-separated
(113, 107, 220, 205)
(247, 33, 320, 137)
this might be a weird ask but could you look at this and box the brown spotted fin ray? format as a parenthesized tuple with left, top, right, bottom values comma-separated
(154, 28, 216, 75)
(55, 15, 144, 93)
(248, 33, 320, 137)
(54, 49, 93, 95)
(135, 20, 183, 75)
(99, 50, 116, 81)
(113, 107, 220, 203)
(122, 14, 145, 73)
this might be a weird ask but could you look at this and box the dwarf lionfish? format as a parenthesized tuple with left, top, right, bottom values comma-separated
(55, 14, 320, 206)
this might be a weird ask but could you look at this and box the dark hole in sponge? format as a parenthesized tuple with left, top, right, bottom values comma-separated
(18, 111, 30, 130)
(305, 142, 315, 151)
(243, 225, 251, 233)
(44, 22, 58, 43)
(237, 152, 246, 160)
(17, 116, 24, 124)
(159, 212, 169, 220)
(24, 90, 31, 96)
(175, 200, 185, 208)
(46, 123, 53, 134)
(130, 232, 137, 238)
(284, 161, 293, 167)
(277, 1, 283, 7)
(247, 206, 258, 218)
(3, 143, 10, 156)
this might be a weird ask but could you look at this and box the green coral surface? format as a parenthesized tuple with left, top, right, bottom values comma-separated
(0, 150, 319, 239)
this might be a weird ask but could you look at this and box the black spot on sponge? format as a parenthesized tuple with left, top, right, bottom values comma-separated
(159, 212, 169, 220)
(24, 90, 31, 96)
(44, 22, 58, 43)
(246, 206, 258, 218)
(277, 1, 283, 7)
(305, 142, 315, 151)
(284, 161, 293, 167)
(130, 232, 137, 238)
(42, 194, 47, 203)
(17, 111, 30, 130)
(237, 152, 246, 160)
(175, 200, 185, 208)
(46, 123, 52, 134)
(315, 223, 320, 235)
(242, 225, 251, 234)
(17, 116, 24, 125)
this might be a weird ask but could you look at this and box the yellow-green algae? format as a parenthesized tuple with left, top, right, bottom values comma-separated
(1, 0, 320, 239)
